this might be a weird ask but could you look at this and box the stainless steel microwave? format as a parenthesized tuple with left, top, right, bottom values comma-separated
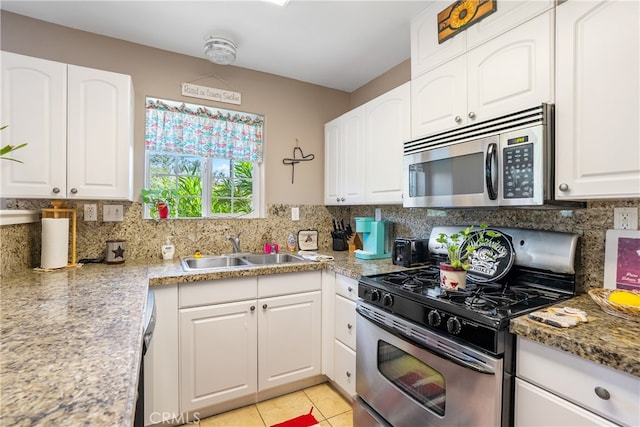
(403, 104, 584, 209)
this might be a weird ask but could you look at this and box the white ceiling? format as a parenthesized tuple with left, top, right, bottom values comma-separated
(1, 0, 430, 92)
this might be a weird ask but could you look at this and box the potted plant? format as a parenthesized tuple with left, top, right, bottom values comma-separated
(141, 188, 178, 219)
(435, 223, 501, 291)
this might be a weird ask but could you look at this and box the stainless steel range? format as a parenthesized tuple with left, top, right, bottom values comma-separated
(354, 226, 579, 427)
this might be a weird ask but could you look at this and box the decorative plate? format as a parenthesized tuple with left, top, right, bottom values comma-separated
(460, 229, 515, 283)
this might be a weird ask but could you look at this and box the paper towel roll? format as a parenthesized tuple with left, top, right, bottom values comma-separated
(41, 218, 69, 269)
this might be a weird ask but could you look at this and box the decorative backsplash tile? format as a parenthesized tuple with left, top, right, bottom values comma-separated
(2, 198, 638, 294)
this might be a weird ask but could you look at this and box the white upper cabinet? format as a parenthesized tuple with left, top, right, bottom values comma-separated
(1, 52, 67, 198)
(324, 106, 365, 205)
(67, 65, 134, 200)
(325, 83, 410, 206)
(411, 10, 554, 138)
(411, 0, 553, 79)
(364, 82, 410, 204)
(555, 0, 640, 200)
(0, 51, 134, 200)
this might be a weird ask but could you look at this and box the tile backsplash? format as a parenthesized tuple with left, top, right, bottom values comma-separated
(2, 198, 638, 294)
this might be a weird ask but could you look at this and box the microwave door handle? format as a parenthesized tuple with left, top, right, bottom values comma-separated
(485, 143, 498, 200)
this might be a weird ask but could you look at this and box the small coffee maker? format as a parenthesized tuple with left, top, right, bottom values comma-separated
(354, 217, 393, 260)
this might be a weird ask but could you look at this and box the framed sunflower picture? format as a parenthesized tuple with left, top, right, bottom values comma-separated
(438, 0, 497, 44)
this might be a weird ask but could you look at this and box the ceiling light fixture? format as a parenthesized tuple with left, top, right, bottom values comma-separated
(204, 36, 237, 65)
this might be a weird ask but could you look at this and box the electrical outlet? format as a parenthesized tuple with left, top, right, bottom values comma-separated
(614, 207, 638, 230)
(103, 205, 124, 222)
(291, 207, 300, 221)
(84, 204, 97, 222)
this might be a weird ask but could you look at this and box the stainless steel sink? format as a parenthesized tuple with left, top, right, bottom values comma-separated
(240, 253, 306, 265)
(181, 253, 306, 271)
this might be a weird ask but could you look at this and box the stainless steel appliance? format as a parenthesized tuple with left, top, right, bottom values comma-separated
(354, 226, 579, 427)
(403, 104, 584, 209)
(392, 238, 429, 267)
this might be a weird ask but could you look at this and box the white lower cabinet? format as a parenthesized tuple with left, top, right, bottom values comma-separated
(180, 299, 258, 412)
(515, 337, 640, 427)
(324, 273, 358, 398)
(176, 271, 322, 417)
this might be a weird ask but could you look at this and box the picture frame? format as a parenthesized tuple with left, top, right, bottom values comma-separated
(298, 229, 319, 251)
(604, 229, 640, 291)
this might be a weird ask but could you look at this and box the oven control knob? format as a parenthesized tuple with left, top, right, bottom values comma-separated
(447, 317, 462, 334)
(427, 310, 441, 326)
(370, 289, 381, 302)
(382, 293, 394, 307)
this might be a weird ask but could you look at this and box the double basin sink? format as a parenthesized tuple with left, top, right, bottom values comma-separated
(181, 253, 306, 272)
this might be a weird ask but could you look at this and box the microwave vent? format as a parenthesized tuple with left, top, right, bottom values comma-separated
(404, 104, 553, 155)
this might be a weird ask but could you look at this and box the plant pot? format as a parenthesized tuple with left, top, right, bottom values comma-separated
(157, 201, 169, 219)
(439, 262, 467, 291)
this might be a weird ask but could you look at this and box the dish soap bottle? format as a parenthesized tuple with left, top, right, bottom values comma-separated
(287, 233, 296, 252)
(162, 236, 175, 260)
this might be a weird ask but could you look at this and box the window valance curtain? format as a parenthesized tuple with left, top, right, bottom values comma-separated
(145, 99, 264, 163)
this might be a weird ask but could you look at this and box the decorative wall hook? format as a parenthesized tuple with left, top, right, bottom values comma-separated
(282, 139, 315, 184)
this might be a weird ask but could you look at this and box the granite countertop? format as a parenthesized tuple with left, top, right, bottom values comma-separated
(3, 252, 639, 426)
(510, 293, 640, 377)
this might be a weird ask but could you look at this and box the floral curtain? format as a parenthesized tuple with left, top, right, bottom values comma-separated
(145, 99, 264, 163)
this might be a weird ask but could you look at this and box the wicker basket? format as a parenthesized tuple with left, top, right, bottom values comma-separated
(588, 288, 640, 322)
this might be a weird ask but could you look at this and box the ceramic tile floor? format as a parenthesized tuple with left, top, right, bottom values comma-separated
(195, 383, 353, 427)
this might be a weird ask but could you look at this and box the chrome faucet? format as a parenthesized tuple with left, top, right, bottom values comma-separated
(226, 232, 242, 253)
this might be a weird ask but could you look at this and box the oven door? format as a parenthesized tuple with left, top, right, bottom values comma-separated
(403, 135, 499, 208)
(356, 304, 503, 427)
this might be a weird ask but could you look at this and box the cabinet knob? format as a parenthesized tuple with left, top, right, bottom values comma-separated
(454, 115, 462, 123)
(594, 386, 610, 400)
(250, 305, 256, 311)
(340, 197, 345, 202)
(347, 323, 353, 330)
(346, 371, 352, 378)
(262, 304, 268, 310)
(468, 111, 476, 119)
(558, 183, 570, 192)
(347, 286, 353, 292)
(70, 188, 78, 194)
(52, 187, 61, 194)
(336, 197, 341, 202)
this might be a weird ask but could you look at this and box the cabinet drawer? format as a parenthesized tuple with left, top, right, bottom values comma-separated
(334, 339, 356, 397)
(335, 274, 358, 301)
(179, 277, 257, 308)
(517, 338, 639, 427)
(335, 295, 356, 350)
(258, 270, 321, 298)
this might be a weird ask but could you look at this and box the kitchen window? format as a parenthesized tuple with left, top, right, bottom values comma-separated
(144, 98, 264, 219)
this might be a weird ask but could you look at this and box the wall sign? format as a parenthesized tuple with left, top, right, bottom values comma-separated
(438, 0, 497, 44)
(181, 82, 241, 105)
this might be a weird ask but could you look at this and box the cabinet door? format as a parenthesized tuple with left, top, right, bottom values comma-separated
(333, 340, 356, 398)
(67, 65, 134, 200)
(0, 52, 67, 198)
(515, 379, 618, 427)
(258, 291, 321, 391)
(555, 0, 640, 199)
(180, 300, 258, 412)
(410, 2, 466, 78)
(324, 118, 342, 205)
(144, 285, 180, 425)
(341, 108, 365, 204)
(365, 82, 410, 204)
(466, 11, 553, 123)
(411, 56, 466, 137)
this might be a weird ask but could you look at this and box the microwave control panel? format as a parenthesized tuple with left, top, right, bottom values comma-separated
(503, 142, 534, 199)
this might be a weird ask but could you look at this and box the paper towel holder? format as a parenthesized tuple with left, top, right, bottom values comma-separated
(41, 203, 77, 267)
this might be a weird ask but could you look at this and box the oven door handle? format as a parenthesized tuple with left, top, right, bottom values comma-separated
(434, 345, 496, 375)
(357, 309, 496, 375)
